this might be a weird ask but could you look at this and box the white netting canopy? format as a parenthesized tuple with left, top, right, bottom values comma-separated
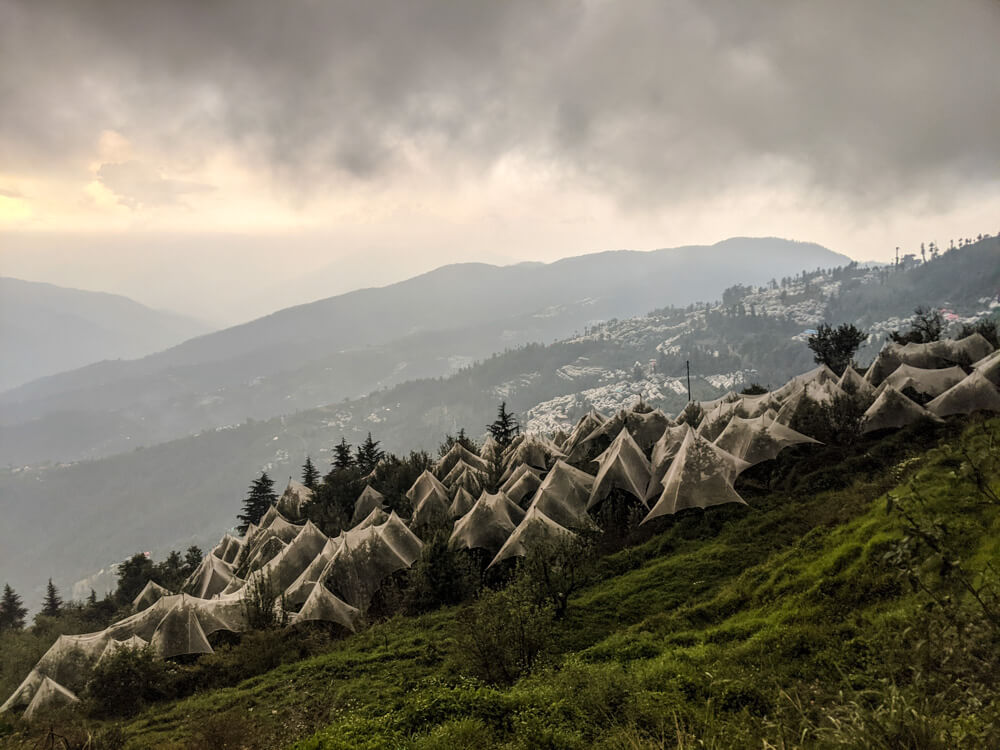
(646, 424, 693, 502)
(449, 491, 525, 555)
(587, 427, 652, 510)
(643, 428, 750, 522)
(406, 470, 452, 529)
(876, 364, 967, 399)
(714, 415, 820, 467)
(435, 443, 488, 478)
(449, 486, 477, 519)
(502, 435, 566, 474)
(276, 479, 315, 521)
(526, 460, 597, 531)
(927, 370, 1000, 417)
(489, 506, 577, 568)
(503, 465, 544, 506)
(319, 512, 423, 609)
(838, 366, 875, 397)
(183, 553, 236, 599)
(212, 534, 243, 565)
(861, 386, 941, 433)
(351, 485, 387, 527)
(133, 580, 172, 611)
(288, 581, 361, 631)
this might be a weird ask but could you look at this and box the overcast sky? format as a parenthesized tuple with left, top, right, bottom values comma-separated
(2, 0, 998, 324)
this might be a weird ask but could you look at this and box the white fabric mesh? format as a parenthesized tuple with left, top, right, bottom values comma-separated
(526, 460, 597, 531)
(587, 427, 652, 510)
(643, 429, 749, 522)
(876, 364, 967, 398)
(132, 580, 172, 611)
(489, 507, 577, 568)
(449, 491, 525, 555)
(276, 479, 315, 520)
(861, 386, 941, 433)
(406, 470, 452, 529)
(927, 371, 1000, 417)
(435, 443, 488, 477)
(351, 485, 387, 527)
(714, 415, 820, 467)
(289, 581, 361, 631)
(448, 487, 477, 519)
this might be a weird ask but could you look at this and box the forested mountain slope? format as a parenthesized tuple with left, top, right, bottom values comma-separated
(0, 278, 211, 392)
(0, 238, 845, 465)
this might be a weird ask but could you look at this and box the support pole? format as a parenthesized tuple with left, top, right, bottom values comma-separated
(686, 360, 691, 403)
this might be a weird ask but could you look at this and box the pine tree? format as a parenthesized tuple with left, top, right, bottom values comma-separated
(41, 578, 63, 617)
(87, 589, 98, 607)
(332, 438, 354, 471)
(0, 584, 28, 631)
(487, 401, 520, 449)
(237, 472, 277, 533)
(301, 456, 319, 489)
(183, 546, 203, 576)
(355, 433, 384, 474)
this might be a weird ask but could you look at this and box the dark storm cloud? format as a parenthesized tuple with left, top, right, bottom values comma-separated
(2, 0, 998, 205)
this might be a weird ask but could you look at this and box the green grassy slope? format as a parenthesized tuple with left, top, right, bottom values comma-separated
(4, 417, 998, 749)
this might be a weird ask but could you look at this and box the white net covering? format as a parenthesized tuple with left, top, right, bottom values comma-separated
(861, 386, 941, 434)
(526, 460, 597, 531)
(449, 491, 525, 555)
(351, 485, 387, 527)
(406, 470, 452, 529)
(927, 371, 1000, 417)
(714, 415, 820, 467)
(489, 507, 577, 568)
(643, 429, 749, 522)
(587, 427, 652, 510)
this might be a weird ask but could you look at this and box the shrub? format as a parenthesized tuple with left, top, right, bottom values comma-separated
(84, 646, 168, 718)
(241, 573, 288, 630)
(453, 577, 554, 685)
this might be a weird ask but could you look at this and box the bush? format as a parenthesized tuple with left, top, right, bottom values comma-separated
(241, 573, 288, 630)
(84, 646, 168, 718)
(453, 577, 554, 685)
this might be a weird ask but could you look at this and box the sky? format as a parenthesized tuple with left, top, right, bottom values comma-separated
(1, 0, 999, 325)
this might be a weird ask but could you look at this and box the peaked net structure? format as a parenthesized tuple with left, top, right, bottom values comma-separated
(435, 442, 488, 478)
(927, 370, 1000, 417)
(646, 424, 692, 503)
(643, 428, 750, 522)
(289, 581, 362, 631)
(133, 580, 172, 611)
(351, 485, 387, 527)
(714, 415, 820, 467)
(502, 464, 544, 506)
(489, 506, 577, 568)
(562, 409, 607, 460)
(406, 470, 452, 529)
(838, 366, 875, 397)
(861, 386, 941, 434)
(276, 479, 315, 521)
(319, 512, 423, 609)
(448, 486, 477, 519)
(449, 491, 526, 556)
(527, 460, 597, 530)
(876, 364, 967, 399)
(587, 427, 652, 510)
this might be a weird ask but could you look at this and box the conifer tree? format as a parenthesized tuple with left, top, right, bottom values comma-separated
(332, 438, 354, 471)
(183, 546, 203, 576)
(0, 584, 28, 631)
(355, 433, 384, 474)
(237, 472, 277, 533)
(41, 578, 63, 617)
(301, 456, 320, 489)
(487, 401, 520, 449)
(87, 589, 98, 607)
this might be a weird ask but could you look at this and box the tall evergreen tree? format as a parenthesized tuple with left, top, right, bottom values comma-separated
(87, 589, 98, 607)
(41, 578, 63, 617)
(301, 456, 320, 489)
(355, 433, 385, 474)
(487, 401, 520, 449)
(237, 472, 277, 533)
(0, 584, 28, 631)
(183, 546, 203, 577)
(332, 438, 354, 471)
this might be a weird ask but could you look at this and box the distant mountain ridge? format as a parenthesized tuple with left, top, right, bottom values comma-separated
(0, 277, 212, 392)
(0, 237, 847, 465)
(2, 236, 996, 612)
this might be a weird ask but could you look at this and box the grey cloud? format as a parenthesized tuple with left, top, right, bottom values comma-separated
(96, 161, 214, 209)
(2, 0, 998, 208)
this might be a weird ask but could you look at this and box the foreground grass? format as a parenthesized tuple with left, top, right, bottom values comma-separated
(3, 417, 998, 748)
